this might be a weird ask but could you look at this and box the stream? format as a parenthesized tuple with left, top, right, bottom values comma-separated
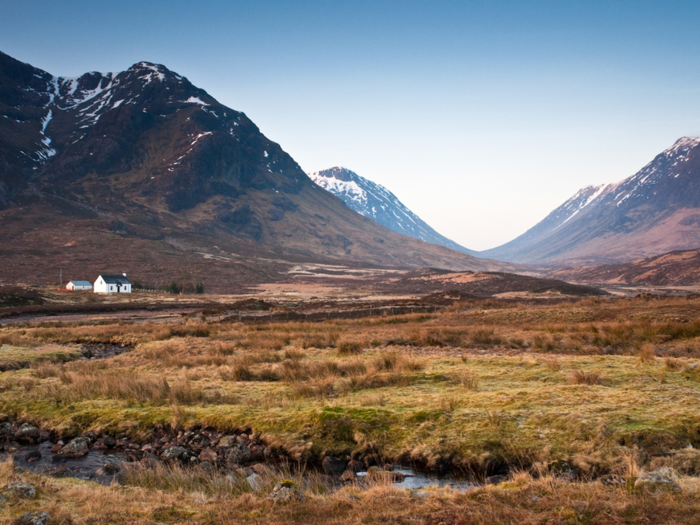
(9, 443, 477, 492)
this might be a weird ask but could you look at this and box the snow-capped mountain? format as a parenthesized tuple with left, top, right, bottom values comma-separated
(308, 167, 477, 255)
(481, 137, 700, 265)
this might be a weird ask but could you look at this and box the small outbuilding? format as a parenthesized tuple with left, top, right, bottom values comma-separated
(94, 274, 132, 294)
(66, 281, 93, 291)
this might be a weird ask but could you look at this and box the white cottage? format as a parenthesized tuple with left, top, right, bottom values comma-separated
(94, 274, 132, 294)
(66, 281, 93, 291)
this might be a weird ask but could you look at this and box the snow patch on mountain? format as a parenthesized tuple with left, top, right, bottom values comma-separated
(309, 167, 476, 255)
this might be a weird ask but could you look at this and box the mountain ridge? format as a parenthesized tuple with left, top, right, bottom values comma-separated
(480, 137, 700, 265)
(308, 166, 477, 256)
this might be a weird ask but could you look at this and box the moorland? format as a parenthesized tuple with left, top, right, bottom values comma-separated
(0, 290, 699, 524)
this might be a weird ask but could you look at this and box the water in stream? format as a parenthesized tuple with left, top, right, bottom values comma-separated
(10, 443, 477, 493)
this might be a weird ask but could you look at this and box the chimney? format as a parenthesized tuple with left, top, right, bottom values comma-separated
(123, 273, 127, 277)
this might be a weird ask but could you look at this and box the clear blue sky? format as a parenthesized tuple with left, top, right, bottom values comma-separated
(3, 0, 700, 250)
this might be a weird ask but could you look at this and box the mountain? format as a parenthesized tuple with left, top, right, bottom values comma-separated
(546, 248, 700, 286)
(0, 51, 513, 290)
(308, 167, 477, 255)
(480, 137, 700, 265)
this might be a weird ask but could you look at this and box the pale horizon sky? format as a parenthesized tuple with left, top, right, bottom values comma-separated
(2, 0, 699, 250)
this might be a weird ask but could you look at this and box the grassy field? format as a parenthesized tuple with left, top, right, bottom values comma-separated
(1, 294, 700, 523)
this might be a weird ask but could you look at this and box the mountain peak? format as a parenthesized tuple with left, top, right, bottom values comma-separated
(309, 167, 477, 256)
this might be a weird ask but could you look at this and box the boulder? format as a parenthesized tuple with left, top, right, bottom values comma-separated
(4, 442, 19, 453)
(339, 470, 355, 482)
(161, 446, 188, 461)
(347, 459, 364, 472)
(103, 436, 117, 448)
(635, 467, 681, 495)
(96, 463, 121, 476)
(55, 437, 89, 458)
(15, 424, 39, 443)
(485, 475, 507, 485)
(188, 434, 210, 451)
(199, 448, 217, 463)
(225, 444, 253, 466)
(246, 472, 261, 490)
(0, 422, 12, 437)
(218, 435, 237, 447)
(269, 480, 304, 503)
(12, 512, 50, 525)
(3, 482, 36, 499)
(322, 456, 348, 475)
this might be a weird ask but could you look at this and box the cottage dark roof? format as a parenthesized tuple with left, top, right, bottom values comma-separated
(99, 275, 131, 285)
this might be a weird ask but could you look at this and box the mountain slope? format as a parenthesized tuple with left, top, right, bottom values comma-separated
(0, 51, 514, 289)
(308, 167, 477, 255)
(546, 248, 700, 286)
(480, 137, 700, 265)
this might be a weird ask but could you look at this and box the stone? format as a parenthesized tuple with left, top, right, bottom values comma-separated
(96, 463, 121, 476)
(55, 437, 89, 458)
(690, 363, 698, 371)
(237, 434, 250, 445)
(225, 444, 253, 466)
(3, 482, 36, 499)
(322, 456, 348, 475)
(339, 470, 355, 482)
(49, 444, 61, 453)
(188, 434, 210, 451)
(485, 475, 507, 485)
(251, 463, 267, 474)
(0, 422, 12, 437)
(634, 468, 682, 495)
(269, 480, 304, 503)
(161, 446, 188, 461)
(199, 448, 217, 463)
(347, 459, 363, 472)
(218, 435, 237, 447)
(0, 493, 7, 506)
(4, 442, 19, 453)
(15, 423, 40, 443)
(12, 512, 50, 525)
(247, 472, 261, 490)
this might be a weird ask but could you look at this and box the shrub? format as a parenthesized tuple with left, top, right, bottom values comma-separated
(569, 370, 602, 386)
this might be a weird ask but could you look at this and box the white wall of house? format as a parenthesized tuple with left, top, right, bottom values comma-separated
(94, 276, 132, 294)
(66, 282, 92, 291)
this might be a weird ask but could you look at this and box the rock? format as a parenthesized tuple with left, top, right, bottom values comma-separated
(49, 444, 61, 453)
(269, 480, 304, 503)
(237, 434, 250, 445)
(218, 435, 237, 447)
(4, 441, 20, 453)
(3, 482, 36, 499)
(347, 459, 364, 472)
(199, 448, 217, 463)
(322, 456, 348, 475)
(48, 466, 75, 478)
(103, 436, 117, 448)
(599, 475, 625, 486)
(339, 470, 355, 482)
(96, 463, 121, 476)
(38, 431, 50, 443)
(141, 444, 154, 453)
(225, 444, 253, 466)
(12, 512, 50, 525)
(55, 437, 89, 458)
(188, 434, 210, 451)
(251, 463, 267, 474)
(485, 475, 507, 485)
(24, 450, 41, 463)
(548, 460, 576, 480)
(15, 423, 40, 443)
(161, 446, 188, 461)
(0, 493, 7, 506)
(690, 363, 698, 371)
(246, 472, 261, 490)
(0, 422, 12, 437)
(634, 468, 682, 495)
